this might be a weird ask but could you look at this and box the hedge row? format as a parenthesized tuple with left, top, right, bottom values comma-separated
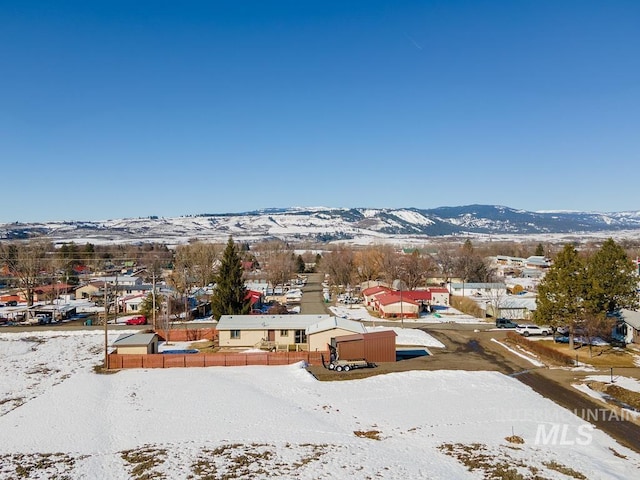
(505, 331, 575, 366)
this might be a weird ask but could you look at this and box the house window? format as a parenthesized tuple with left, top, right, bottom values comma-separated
(294, 330, 307, 344)
(280, 330, 289, 336)
(230, 330, 241, 339)
(131, 305, 138, 311)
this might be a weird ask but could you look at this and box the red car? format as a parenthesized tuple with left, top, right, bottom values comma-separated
(125, 316, 147, 325)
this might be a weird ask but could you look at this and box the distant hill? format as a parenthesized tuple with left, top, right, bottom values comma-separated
(2, 205, 640, 245)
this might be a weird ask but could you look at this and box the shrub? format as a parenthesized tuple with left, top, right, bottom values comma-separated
(505, 332, 574, 366)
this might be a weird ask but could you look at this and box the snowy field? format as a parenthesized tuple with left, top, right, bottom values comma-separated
(1, 331, 640, 479)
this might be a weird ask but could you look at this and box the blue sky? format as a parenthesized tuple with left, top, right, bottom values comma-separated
(2, 1, 639, 222)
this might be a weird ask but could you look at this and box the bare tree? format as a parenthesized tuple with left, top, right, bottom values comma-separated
(0, 240, 52, 306)
(321, 246, 355, 292)
(397, 251, 437, 290)
(253, 241, 295, 291)
(353, 246, 384, 284)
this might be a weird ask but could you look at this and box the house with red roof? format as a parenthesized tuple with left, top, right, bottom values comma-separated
(362, 285, 392, 307)
(374, 292, 420, 319)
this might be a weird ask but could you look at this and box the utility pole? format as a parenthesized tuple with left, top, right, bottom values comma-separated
(113, 273, 118, 325)
(103, 281, 108, 369)
(152, 269, 157, 331)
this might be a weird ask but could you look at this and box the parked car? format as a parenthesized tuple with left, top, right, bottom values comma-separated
(496, 318, 518, 328)
(515, 324, 551, 337)
(125, 315, 147, 325)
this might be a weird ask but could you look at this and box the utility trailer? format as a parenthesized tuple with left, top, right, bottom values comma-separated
(323, 356, 377, 372)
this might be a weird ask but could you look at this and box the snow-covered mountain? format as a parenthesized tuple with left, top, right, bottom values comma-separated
(2, 205, 640, 245)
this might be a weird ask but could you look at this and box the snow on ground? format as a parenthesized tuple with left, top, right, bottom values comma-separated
(490, 338, 545, 367)
(367, 326, 445, 348)
(1, 331, 639, 479)
(585, 375, 640, 394)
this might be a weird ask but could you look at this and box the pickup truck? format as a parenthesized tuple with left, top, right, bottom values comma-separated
(515, 324, 551, 337)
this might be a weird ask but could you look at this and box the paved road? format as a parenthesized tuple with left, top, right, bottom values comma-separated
(300, 272, 332, 315)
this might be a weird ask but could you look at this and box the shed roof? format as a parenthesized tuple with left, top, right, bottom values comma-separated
(112, 333, 157, 347)
(217, 314, 331, 330)
(335, 330, 397, 343)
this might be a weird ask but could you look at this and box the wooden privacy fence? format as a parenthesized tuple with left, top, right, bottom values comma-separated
(108, 351, 327, 369)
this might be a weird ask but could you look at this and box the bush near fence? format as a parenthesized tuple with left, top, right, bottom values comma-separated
(108, 351, 327, 369)
(505, 331, 574, 366)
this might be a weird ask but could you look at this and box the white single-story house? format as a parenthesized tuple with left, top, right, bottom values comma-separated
(448, 282, 507, 298)
(97, 275, 143, 286)
(614, 309, 640, 344)
(484, 296, 537, 321)
(120, 293, 147, 313)
(216, 314, 367, 352)
(112, 332, 158, 354)
(216, 314, 332, 351)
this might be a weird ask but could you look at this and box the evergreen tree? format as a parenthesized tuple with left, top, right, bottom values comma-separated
(534, 243, 545, 256)
(210, 237, 250, 320)
(534, 244, 588, 349)
(295, 255, 306, 273)
(585, 238, 639, 314)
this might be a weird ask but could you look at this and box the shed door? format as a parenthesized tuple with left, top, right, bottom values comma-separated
(268, 330, 275, 342)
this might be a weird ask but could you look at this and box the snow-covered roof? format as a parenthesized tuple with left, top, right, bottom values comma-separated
(620, 309, 640, 330)
(216, 314, 331, 330)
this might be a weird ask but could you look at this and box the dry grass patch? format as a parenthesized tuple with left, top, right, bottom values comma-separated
(121, 446, 167, 480)
(505, 435, 524, 444)
(538, 341, 636, 368)
(439, 442, 589, 480)
(0, 452, 77, 479)
(189, 340, 218, 353)
(354, 430, 382, 440)
(188, 442, 331, 479)
(586, 381, 640, 410)
(543, 460, 587, 479)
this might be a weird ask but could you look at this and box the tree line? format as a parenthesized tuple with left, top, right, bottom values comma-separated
(534, 239, 639, 349)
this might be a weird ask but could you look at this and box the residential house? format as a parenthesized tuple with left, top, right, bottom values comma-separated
(75, 281, 106, 300)
(97, 275, 143, 286)
(614, 309, 640, 344)
(374, 293, 420, 319)
(525, 256, 551, 269)
(216, 314, 332, 351)
(485, 296, 536, 321)
(428, 287, 450, 306)
(121, 293, 147, 313)
(447, 282, 507, 298)
(362, 286, 392, 307)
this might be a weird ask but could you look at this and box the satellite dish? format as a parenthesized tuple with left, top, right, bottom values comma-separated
(392, 279, 406, 290)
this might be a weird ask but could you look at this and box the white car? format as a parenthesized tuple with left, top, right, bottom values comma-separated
(515, 324, 551, 337)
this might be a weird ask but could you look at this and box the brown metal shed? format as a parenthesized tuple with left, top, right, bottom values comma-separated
(335, 330, 397, 363)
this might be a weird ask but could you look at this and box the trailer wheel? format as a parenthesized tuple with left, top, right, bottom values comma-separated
(328, 363, 335, 370)
(335, 365, 343, 372)
(344, 365, 351, 372)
